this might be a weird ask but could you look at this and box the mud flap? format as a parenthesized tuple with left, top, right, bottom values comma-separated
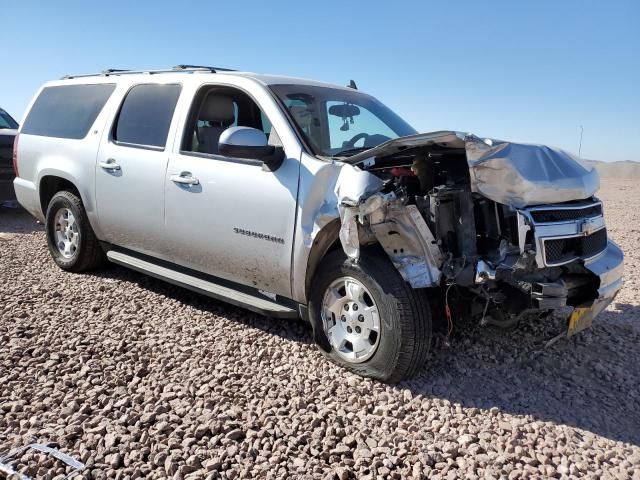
(309, 313, 332, 353)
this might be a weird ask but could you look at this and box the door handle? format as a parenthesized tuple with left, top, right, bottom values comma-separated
(99, 159, 121, 170)
(170, 172, 200, 186)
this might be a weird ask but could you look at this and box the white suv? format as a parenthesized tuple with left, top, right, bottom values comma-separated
(13, 65, 623, 382)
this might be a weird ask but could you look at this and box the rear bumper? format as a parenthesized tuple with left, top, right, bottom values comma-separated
(13, 177, 44, 221)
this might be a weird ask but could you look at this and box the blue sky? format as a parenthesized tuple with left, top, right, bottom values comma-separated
(2, 0, 638, 161)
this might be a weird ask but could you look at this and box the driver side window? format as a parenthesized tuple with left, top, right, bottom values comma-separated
(326, 101, 395, 150)
(182, 86, 280, 157)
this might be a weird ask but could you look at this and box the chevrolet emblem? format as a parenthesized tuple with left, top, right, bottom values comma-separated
(580, 218, 599, 236)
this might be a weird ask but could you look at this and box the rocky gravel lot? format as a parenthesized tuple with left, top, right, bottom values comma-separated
(1, 180, 639, 479)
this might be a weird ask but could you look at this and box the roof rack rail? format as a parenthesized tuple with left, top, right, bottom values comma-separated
(61, 65, 235, 80)
(102, 68, 130, 74)
(173, 64, 236, 72)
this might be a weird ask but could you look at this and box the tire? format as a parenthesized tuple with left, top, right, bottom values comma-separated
(309, 249, 432, 383)
(45, 190, 105, 272)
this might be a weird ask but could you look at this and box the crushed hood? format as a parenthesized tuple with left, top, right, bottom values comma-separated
(346, 131, 599, 208)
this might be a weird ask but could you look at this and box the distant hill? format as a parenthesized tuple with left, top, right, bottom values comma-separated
(585, 160, 640, 179)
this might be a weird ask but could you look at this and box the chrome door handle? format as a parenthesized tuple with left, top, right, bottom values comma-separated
(170, 172, 200, 185)
(99, 159, 121, 170)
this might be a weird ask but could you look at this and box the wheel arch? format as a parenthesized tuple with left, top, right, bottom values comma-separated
(303, 219, 391, 303)
(39, 175, 81, 216)
(38, 172, 105, 240)
(304, 219, 343, 301)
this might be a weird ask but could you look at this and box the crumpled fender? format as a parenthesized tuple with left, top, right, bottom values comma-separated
(298, 158, 444, 290)
(298, 161, 383, 252)
(331, 165, 444, 288)
(338, 191, 444, 288)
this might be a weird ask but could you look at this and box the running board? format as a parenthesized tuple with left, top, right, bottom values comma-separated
(106, 250, 299, 318)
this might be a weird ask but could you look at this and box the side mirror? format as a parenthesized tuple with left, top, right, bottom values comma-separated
(218, 126, 284, 171)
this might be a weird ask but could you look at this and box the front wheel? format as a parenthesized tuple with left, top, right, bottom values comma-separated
(45, 190, 105, 272)
(309, 249, 432, 383)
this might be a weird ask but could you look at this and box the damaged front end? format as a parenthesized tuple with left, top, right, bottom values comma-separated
(333, 131, 623, 334)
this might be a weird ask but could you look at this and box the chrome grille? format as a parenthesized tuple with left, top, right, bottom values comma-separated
(543, 228, 608, 266)
(582, 227, 608, 257)
(522, 200, 609, 267)
(530, 204, 602, 223)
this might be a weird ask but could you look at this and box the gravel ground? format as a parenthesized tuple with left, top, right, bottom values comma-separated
(1, 180, 639, 479)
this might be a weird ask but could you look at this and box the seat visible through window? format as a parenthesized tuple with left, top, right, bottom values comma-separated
(196, 94, 235, 154)
(184, 86, 280, 155)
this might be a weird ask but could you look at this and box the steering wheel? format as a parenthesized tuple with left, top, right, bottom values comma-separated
(344, 132, 370, 149)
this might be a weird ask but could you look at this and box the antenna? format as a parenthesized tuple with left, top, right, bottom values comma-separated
(578, 125, 584, 157)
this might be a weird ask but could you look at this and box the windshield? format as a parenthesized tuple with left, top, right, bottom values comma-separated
(0, 109, 18, 129)
(270, 84, 416, 157)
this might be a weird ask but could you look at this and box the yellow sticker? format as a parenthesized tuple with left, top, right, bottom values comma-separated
(568, 307, 594, 336)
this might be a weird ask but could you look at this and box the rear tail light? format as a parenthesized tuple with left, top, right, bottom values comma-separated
(12, 133, 19, 177)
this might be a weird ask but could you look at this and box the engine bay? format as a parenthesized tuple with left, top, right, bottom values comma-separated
(353, 144, 604, 329)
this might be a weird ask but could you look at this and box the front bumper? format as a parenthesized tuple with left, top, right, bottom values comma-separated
(525, 240, 623, 335)
(578, 240, 624, 322)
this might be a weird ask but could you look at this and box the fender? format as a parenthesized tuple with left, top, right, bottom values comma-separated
(303, 218, 341, 300)
(290, 157, 382, 303)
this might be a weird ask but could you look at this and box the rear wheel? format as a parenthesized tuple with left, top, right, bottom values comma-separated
(45, 190, 105, 272)
(309, 249, 432, 383)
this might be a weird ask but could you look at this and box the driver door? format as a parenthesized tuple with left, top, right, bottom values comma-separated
(163, 84, 301, 299)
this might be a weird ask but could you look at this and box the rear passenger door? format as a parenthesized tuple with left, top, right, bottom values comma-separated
(95, 83, 182, 256)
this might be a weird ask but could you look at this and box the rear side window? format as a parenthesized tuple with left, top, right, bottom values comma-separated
(22, 84, 115, 139)
(114, 84, 181, 149)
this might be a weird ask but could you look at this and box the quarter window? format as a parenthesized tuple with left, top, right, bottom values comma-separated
(22, 84, 116, 139)
(114, 84, 181, 148)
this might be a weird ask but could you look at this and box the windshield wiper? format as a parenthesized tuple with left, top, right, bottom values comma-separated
(333, 146, 371, 158)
